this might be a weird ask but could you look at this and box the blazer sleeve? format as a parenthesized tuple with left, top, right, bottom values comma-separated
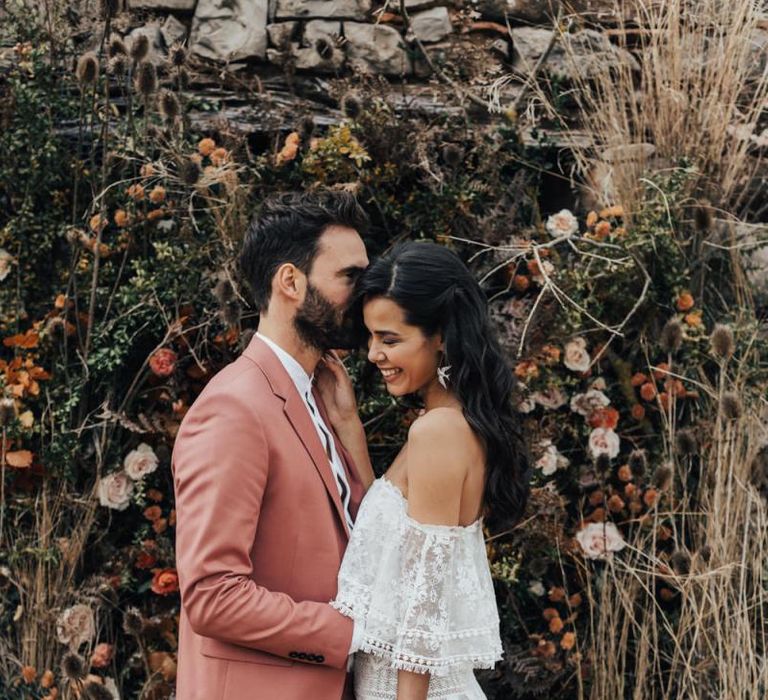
(172, 381, 353, 668)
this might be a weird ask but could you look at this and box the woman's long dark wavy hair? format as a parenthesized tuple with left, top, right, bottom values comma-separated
(357, 241, 532, 533)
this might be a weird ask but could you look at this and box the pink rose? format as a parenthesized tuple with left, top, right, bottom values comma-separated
(588, 427, 620, 460)
(531, 387, 567, 410)
(545, 209, 579, 238)
(91, 642, 114, 668)
(570, 389, 610, 417)
(98, 471, 134, 510)
(123, 443, 159, 481)
(564, 337, 591, 373)
(149, 348, 177, 377)
(575, 522, 626, 560)
(55, 604, 95, 650)
(535, 439, 570, 476)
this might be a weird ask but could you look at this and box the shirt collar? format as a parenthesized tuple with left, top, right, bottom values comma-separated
(256, 332, 314, 396)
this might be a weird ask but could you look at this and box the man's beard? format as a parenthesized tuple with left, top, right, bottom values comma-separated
(293, 283, 358, 351)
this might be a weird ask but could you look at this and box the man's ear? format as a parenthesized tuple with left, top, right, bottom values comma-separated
(273, 263, 306, 302)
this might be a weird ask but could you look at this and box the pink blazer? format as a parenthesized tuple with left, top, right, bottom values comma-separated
(172, 335, 365, 700)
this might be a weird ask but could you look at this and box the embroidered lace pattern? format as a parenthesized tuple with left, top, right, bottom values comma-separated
(331, 477, 503, 685)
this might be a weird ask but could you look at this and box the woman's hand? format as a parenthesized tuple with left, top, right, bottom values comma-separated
(315, 351, 358, 429)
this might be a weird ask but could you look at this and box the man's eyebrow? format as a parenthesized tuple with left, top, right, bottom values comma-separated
(338, 265, 366, 276)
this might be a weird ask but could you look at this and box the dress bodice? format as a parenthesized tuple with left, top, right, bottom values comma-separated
(331, 477, 503, 677)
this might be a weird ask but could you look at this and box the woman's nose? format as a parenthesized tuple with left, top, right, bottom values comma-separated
(368, 342, 383, 364)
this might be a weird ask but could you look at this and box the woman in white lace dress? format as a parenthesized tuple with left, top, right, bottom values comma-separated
(317, 242, 531, 700)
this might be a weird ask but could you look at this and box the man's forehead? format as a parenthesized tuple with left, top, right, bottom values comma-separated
(316, 225, 368, 266)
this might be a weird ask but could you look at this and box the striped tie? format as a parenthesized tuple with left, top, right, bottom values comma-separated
(305, 390, 354, 532)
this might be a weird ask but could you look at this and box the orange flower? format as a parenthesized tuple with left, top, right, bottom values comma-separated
(659, 587, 676, 602)
(542, 607, 559, 621)
(151, 567, 179, 595)
(147, 488, 163, 502)
(594, 220, 611, 240)
(152, 518, 168, 534)
(664, 377, 685, 397)
(21, 666, 36, 683)
(535, 639, 557, 658)
(140, 162, 156, 178)
(589, 507, 606, 522)
(652, 362, 670, 380)
(643, 488, 660, 507)
(149, 348, 177, 377)
(568, 592, 582, 607)
(198, 137, 216, 157)
(210, 147, 230, 166)
(168, 508, 176, 527)
(657, 525, 673, 541)
(658, 391, 671, 411)
(560, 631, 576, 650)
(588, 490, 604, 506)
(114, 209, 129, 227)
(135, 550, 157, 569)
(147, 208, 166, 222)
(617, 464, 632, 482)
(512, 274, 530, 292)
(540, 344, 561, 364)
(40, 669, 54, 688)
(143, 505, 162, 521)
(588, 406, 619, 429)
(607, 494, 625, 513)
(684, 310, 703, 328)
(676, 292, 694, 311)
(640, 382, 657, 401)
(548, 616, 564, 634)
(89, 213, 106, 232)
(276, 132, 300, 166)
(90, 642, 114, 669)
(599, 204, 624, 219)
(631, 404, 646, 421)
(586, 210, 598, 228)
(127, 183, 145, 201)
(514, 360, 539, 380)
(149, 186, 166, 204)
(630, 372, 647, 387)
(624, 483, 637, 497)
(548, 587, 566, 602)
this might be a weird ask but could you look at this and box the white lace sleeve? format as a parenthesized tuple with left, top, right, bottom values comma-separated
(331, 478, 502, 676)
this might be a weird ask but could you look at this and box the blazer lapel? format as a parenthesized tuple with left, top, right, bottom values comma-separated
(243, 335, 351, 538)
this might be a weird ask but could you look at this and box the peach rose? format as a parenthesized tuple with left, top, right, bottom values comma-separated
(149, 347, 177, 377)
(55, 604, 95, 649)
(123, 443, 159, 481)
(563, 337, 590, 373)
(90, 642, 114, 669)
(151, 568, 179, 596)
(575, 522, 626, 560)
(589, 427, 620, 459)
(98, 471, 134, 510)
(545, 209, 579, 238)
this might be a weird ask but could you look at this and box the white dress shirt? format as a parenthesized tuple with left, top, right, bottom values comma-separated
(256, 333, 364, 658)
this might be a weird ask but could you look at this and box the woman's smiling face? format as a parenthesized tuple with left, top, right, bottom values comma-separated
(363, 296, 443, 397)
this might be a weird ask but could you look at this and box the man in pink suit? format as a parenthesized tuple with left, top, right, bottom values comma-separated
(172, 191, 372, 699)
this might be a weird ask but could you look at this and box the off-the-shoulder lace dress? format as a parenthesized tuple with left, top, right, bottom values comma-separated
(331, 477, 502, 700)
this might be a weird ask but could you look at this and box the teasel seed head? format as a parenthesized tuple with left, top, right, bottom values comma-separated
(221, 300, 242, 327)
(0, 397, 17, 427)
(100, 0, 119, 17)
(670, 548, 691, 576)
(340, 92, 363, 120)
(652, 463, 674, 490)
(628, 449, 648, 480)
(298, 115, 315, 141)
(698, 544, 712, 564)
(135, 61, 157, 97)
(107, 54, 127, 77)
(179, 158, 201, 186)
(720, 391, 742, 421)
(76, 52, 99, 85)
(213, 278, 235, 304)
(61, 652, 88, 681)
(710, 323, 735, 360)
(750, 444, 768, 494)
(129, 34, 150, 63)
(83, 682, 114, 700)
(177, 68, 190, 90)
(660, 318, 683, 353)
(441, 143, 464, 168)
(693, 199, 713, 233)
(108, 36, 127, 58)
(122, 607, 144, 636)
(45, 316, 67, 342)
(675, 428, 699, 456)
(158, 89, 180, 123)
(168, 42, 188, 68)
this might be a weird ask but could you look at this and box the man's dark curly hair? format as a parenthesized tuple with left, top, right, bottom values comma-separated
(238, 190, 369, 311)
